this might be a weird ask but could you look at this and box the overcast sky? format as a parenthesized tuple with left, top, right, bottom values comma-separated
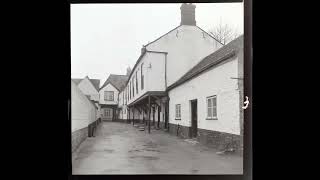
(71, 3, 243, 86)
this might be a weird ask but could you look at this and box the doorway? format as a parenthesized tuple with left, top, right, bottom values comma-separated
(190, 99, 198, 138)
(157, 106, 161, 128)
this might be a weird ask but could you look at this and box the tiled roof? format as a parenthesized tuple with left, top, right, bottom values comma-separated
(88, 79, 100, 92)
(100, 74, 129, 92)
(168, 35, 243, 90)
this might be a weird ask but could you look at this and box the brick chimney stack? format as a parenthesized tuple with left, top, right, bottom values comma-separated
(180, 3, 196, 26)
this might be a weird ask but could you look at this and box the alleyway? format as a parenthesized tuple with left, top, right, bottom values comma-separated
(72, 122, 243, 174)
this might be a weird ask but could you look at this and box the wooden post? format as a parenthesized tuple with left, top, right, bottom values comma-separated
(148, 95, 151, 133)
(133, 106, 135, 126)
(128, 108, 130, 123)
(152, 107, 156, 126)
(157, 106, 160, 128)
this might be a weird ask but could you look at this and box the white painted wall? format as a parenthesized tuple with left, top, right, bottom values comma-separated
(71, 80, 96, 132)
(77, 77, 99, 101)
(146, 25, 223, 87)
(99, 83, 119, 105)
(126, 52, 166, 105)
(168, 57, 241, 135)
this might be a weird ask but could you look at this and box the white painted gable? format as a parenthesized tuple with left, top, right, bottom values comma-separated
(78, 77, 99, 101)
(146, 25, 223, 87)
(99, 83, 119, 105)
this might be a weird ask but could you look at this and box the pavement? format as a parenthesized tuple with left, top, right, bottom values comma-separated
(72, 122, 243, 174)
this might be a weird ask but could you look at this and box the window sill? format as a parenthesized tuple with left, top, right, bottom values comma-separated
(206, 118, 218, 120)
(175, 118, 181, 120)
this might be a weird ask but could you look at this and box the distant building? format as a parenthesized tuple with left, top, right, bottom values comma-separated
(99, 74, 128, 121)
(72, 76, 101, 120)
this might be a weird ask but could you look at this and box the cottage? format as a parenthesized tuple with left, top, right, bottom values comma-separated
(71, 80, 98, 153)
(99, 73, 129, 121)
(72, 76, 101, 136)
(167, 35, 244, 152)
(118, 3, 223, 132)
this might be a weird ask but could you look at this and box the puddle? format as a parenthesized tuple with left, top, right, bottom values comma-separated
(128, 149, 160, 153)
(80, 148, 114, 153)
(191, 169, 199, 173)
(143, 141, 158, 148)
(129, 156, 159, 160)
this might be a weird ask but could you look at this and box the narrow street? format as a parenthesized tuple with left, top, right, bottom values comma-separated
(72, 122, 243, 174)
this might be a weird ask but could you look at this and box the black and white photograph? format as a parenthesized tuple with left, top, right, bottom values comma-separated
(71, 2, 246, 175)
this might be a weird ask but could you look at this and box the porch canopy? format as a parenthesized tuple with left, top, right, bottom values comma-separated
(127, 91, 168, 133)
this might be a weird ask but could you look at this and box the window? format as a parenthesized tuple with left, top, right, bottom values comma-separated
(207, 96, 217, 119)
(132, 77, 135, 97)
(104, 91, 114, 101)
(175, 104, 181, 119)
(136, 71, 138, 94)
(141, 63, 144, 90)
(105, 109, 111, 117)
(130, 81, 132, 99)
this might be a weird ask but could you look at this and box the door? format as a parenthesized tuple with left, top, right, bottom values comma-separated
(191, 100, 198, 138)
(105, 108, 113, 120)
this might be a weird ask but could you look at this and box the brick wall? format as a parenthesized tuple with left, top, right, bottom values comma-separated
(168, 123, 191, 139)
(197, 128, 241, 152)
(71, 127, 88, 153)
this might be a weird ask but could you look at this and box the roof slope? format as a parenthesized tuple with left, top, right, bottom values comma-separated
(71, 78, 82, 85)
(71, 77, 100, 92)
(168, 35, 243, 90)
(144, 25, 223, 48)
(100, 74, 129, 92)
(88, 79, 100, 92)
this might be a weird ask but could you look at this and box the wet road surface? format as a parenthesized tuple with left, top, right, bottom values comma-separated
(72, 122, 243, 174)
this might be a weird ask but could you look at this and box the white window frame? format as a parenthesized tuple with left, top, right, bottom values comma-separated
(175, 104, 181, 120)
(206, 95, 217, 120)
(104, 91, 114, 101)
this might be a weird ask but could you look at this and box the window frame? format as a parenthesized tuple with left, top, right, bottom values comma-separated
(206, 95, 217, 120)
(132, 77, 135, 97)
(141, 63, 144, 90)
(175, 104, 181, 120)
(136, 71, 138, 94)
(104, 91, 114, 101)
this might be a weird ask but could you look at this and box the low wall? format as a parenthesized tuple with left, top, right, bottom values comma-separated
(71, 126, 88, 153)
(167, 123, 242, 153)
(168, 123, 191, 139)
(197, 128, 242, 152)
